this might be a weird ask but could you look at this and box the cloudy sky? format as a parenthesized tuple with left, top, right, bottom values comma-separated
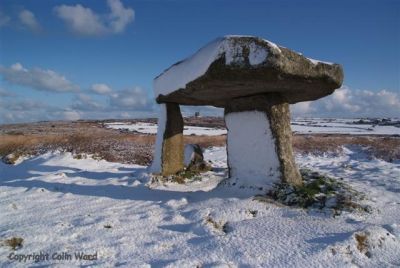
(0, 0, 399, 124)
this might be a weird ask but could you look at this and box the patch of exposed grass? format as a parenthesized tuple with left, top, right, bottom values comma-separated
(179, 169, 201, 180)
(187, 161, 212, 173)
(293, 135, 400, 162)
(159, 168, 207, 184)
(1, 152, 24, 165)
(3, 237, 24, 250)
(256, 169, 371, 215)
(205, 215, 229, 234)
(355, 233, 371, 258)
(73, 153, 84, 160)
(247, 209, 258, 218)
(355, 233, 368, 252)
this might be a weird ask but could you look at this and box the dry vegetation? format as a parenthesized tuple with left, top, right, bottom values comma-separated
(0, 132, 154, 165)
(2, 237, 24, 250)
(0, 119, 399, 165)
(204, 214, 229, 234)
(292, 135, 400, 162)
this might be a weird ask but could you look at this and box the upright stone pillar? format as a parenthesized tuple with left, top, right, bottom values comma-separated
(224, 94, 302, 187)
(162, 103, 184, 175)
(152, 102, 184, 175)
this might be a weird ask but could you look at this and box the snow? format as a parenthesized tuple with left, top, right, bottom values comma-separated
(149, 104, 166, 173)
(248, 42, 268, 65)
(149, 171, 226, 193)
(307, 57, 334, 65)
(105, 122, 227, 136)
(225, 111, 281, 188)
(107, 122, 159, 134)
(154, 35, 279, 97)
(105, 118, 400, 136)
(1, 146, 400, 267)
(183, 126, 226, 136)
(292, 118, 400, 135)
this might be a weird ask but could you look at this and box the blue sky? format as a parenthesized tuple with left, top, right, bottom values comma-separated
(0, 0, 399, 123)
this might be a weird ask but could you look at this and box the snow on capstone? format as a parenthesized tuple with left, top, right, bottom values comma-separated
(154, 35, 280, 97)
(225, 111, 281, 187)
(248, 41, 268, 65)
(307, 57, 334, 65)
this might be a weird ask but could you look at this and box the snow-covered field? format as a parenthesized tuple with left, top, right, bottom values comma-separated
(1, 147, 400, 267)
(291, 118, 400, 135)
(105, 118, 400, 136)
(105, 122, 227, 136)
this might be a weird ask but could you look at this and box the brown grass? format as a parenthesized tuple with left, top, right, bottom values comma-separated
(1, 121, 399, 165)
(0, 132, 154, 165)
(355, 233, 369, 257)
(3, 237, 24, 250)
(184, 135, 226, 148)
(205, 215, 229, 234)
(293, 134, 400, 162)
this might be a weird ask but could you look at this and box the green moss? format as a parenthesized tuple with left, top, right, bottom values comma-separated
(169, 164, 211, 184)
(187, 161, 212, 173)
(262, 169, 371, 214)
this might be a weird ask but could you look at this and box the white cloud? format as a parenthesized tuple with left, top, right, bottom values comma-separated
(19, 9, 41, 32)
(2, 84, 398, 124)
(52, 84, 155, 121)
(54, 0, 134, 36)
(71, 94, 106, 111)
(0, 63, 79, 92)
(109, 87, 151, 110)
(290, 101, 315, 115)
(54, 4, 107, 36)
(0, 10, 10, 27)
(63, 88, 155, 122)
(0, 88, 15, 97)
(91, 83, 113, 95)
(65, 87, 154, 120)
(0, 96, 86, 123)
(0, 98, 57, 123)
(1, 99, 44, 111)
(291, 86, 400, 118)
(63, 110, 81, 121)
(107, 0, 134, 33)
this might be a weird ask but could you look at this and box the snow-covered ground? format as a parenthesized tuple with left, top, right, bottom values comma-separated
(105, 118, 400, 136)
(1, 147, 399, 267)
(105, 122, 227, 136)
(291, 118, 400, 135)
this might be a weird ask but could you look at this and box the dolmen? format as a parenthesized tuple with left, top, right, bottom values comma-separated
(151, 35, 343, 188)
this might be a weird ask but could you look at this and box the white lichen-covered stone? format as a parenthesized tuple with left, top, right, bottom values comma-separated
(225, 110, 281, 188)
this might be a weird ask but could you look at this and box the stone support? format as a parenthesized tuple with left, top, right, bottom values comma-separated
(160, 103, 184, 176)
(224, 94, 302, 186)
